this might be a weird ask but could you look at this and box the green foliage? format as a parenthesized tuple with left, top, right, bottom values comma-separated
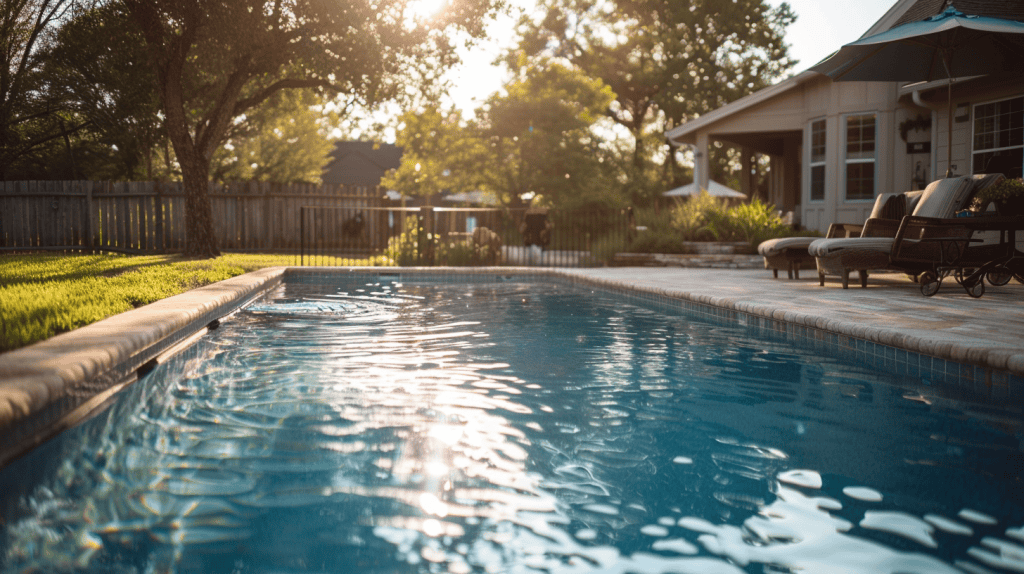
(382, 105, 485, 200)
(0, 253, 385, 352)
(116, 0, 504, 257)
(628, 231, 690, 254)
(0, 0, 79, 179)
(725, 198, 795, 245)
(384, 215, 432, 266)
(474, 57, 621, 209)
(590, 234, 629, 264)
(972, 177, 1024, 210)
(212, 90, 336, 184)
(515, 0, 796, 187)
(40, 2, 168, 181)
(618, 193, 813, 253)
(670, 192, 729, 241)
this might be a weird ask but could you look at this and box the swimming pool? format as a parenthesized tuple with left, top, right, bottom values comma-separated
(2, 275, 1022, 573)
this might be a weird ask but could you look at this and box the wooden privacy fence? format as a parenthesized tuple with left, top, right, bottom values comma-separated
(0, 181, 384, 253)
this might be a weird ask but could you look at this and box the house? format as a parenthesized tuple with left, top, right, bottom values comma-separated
(665, 0, 1024, 233)
(321, 141, 403, 186)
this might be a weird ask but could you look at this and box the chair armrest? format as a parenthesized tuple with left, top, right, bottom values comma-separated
(825, 223, 863, 239)
(861, 218, 902, 238)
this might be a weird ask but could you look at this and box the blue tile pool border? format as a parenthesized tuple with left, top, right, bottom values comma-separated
(1, 266, 1020, 469)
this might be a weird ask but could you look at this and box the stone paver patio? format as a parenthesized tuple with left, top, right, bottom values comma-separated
(569, 267, 1024, 373)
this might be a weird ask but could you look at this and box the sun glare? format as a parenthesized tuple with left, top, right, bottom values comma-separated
(409, 0, 447, 20)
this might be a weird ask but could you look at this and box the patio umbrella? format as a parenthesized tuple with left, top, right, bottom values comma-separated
(809, 5, 1024, 177)
(663, 180, 747, 199)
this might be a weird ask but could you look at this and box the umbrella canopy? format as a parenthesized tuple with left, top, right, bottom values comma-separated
(663, 180, 747, 199)
(809, 5, 1024, 176)
(810, 7, 1024, 82)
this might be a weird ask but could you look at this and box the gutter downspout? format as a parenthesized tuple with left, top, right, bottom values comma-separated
(912, 90, 943, 181)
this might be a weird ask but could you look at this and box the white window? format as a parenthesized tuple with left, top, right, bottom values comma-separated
(972, 95, 1023, 179)
(844, 114, 876, 201)
(809, 119, 826, 202)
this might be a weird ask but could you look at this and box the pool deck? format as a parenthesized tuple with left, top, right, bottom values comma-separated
(568, 267, 1024, 373)
(1, 265, 1021, 468)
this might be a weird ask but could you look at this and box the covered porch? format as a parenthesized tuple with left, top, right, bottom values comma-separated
(667, 72, 820, 228)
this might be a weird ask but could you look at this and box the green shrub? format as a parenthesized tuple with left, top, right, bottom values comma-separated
(384, 215, 434, 266)
(628, 231, 690, 254)
(439, 241, 477, 266)
(662, 192, 812, 247)
(670, 191, 728, 241)
(590, 234, 628, 264)
(724, 198, 793, 245)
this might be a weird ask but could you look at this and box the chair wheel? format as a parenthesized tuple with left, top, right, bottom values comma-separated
(966, 280, 985, 298)
(986, 265, 1013, 286)
(919, 271, 940, 297)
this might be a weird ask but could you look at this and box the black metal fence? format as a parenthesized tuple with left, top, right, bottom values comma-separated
(298, 205, 634, 267)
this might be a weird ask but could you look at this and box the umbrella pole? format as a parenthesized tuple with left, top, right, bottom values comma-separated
(946, 77, 954, 178)
(943, 50, 954, 178)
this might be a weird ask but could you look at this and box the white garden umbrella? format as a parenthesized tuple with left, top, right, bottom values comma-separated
(809, 5, 1024, 176)
(663, 180, 747, 199)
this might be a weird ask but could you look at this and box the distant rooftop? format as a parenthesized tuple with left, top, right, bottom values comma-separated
(321, 141, 403, 187)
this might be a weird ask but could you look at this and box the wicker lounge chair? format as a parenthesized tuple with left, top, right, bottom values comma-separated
(757, 189, 913, 280)
(807, 174, 1005, 288)
(758, 226, 858, 279)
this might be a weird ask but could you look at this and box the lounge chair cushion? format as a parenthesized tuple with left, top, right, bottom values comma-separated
(868, 193, 908, 220)
(807, 237, 895, 257)
(757, 236, 818, 257)
(911, 176, 974, 219)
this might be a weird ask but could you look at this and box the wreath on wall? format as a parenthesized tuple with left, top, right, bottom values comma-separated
(898, 114, 931, 142)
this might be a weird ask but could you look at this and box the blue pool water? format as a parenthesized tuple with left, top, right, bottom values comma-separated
(2, 277, 1023, 573)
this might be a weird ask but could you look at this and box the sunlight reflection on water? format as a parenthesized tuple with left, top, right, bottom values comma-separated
(1, 279, 1022, 574)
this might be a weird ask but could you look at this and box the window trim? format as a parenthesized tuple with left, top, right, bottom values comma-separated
(842, 112, 877, 202)
(808, 117, 826, 203)
(971, 94, 1024, 177)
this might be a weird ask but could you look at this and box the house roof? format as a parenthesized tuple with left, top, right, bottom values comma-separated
(667, 0, 1024, 145)
(665, 71, 821, 144)
(321, 141, 403, 186)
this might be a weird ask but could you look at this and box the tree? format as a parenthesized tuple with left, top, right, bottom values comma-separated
(473, 57, 619, 210)
(122, 0, 504, 257)
(0, 0, 80, 178)
(42, 2, 166, 181)
(382, 104, 485, 200)
(212, 89, 336, 184)
(516, 0, 796, 199)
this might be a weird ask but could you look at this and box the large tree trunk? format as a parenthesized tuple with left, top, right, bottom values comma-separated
(178, 150, 220, 258)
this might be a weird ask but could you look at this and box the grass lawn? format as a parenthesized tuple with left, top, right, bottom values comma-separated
(0, 252, 382, 353)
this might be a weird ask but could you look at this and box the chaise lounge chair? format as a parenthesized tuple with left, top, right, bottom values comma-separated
(757, 188, 915, 280)
(807, 174, 1005, 288)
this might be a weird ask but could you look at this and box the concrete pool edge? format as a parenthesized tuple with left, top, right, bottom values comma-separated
(0, 267, 287, 468)
(1, 265, 1020, 467)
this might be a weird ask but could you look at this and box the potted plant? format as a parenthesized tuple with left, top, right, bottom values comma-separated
(971, 177, 1024, 216)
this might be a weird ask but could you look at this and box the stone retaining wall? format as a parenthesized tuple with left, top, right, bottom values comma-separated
(612, 252, 763, 268)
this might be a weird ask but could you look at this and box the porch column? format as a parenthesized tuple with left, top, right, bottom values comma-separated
(783, 136, 801, 213)
(740, 147, 754, 200)
(694, 132, 710, 191)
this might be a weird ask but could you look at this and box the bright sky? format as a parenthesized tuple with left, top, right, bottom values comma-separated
(439, 0, 900, 114)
